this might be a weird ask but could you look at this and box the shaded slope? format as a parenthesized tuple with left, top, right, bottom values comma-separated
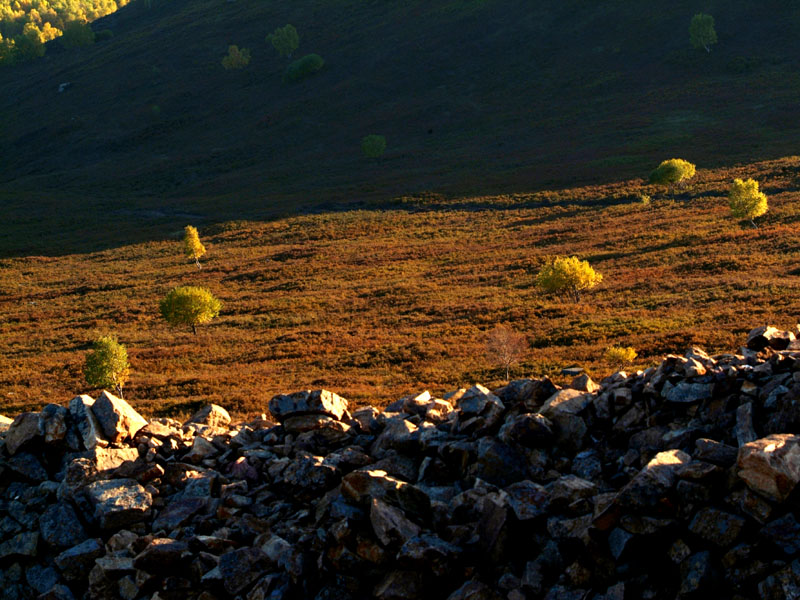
(1, 0, 800, 254)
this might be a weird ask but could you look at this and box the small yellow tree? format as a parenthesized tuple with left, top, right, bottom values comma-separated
(84, 335, 130, 398)
(486, 325, 528, 381)
(222, 45, 251, 70)
(183, 225, 206, 268)
(160, 286, 222, 334)
(649, 158, 696, 190)
(690, 13, 717, 53)
(267, 24, 299, 58)
(536, 256, 603, 303)
(604, 346, 637, 371)
(729, 178, 768, 228)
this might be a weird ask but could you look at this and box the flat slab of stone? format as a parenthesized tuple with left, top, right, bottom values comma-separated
(738, 434, 800, 502)
(85, 478, 152, 529)
(90, 391, 148, 444)
(268, 389, 348, 422)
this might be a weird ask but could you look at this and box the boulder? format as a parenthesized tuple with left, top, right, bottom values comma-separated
(185, 404, 231, 428)
(69, 395, 108, 450)
(4, 412, 41, 455)
(38, 404, 68, 445)
(39, 502, 87, 549)
(737, 434, 800, 502)
(268, 389, 348, 422)
(90, 391, 148, 444)
(84, 478, 152, 529)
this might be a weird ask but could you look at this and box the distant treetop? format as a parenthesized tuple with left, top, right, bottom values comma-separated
(649, 158, 696, 187)
(690, 13, 717, 53)
(267, 24, 299, 59)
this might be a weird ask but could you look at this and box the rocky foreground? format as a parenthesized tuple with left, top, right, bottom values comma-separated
(3, 326, 800, 599)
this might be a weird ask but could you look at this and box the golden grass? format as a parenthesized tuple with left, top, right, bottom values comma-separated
(2, 157, 800, 419)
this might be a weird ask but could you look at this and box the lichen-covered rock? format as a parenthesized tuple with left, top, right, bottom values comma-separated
(4, 412, 41, 455)
(84, 478, 152, 529)
(90, 391, 148, 444)
(737, 434, 800, 502)
(68, 395, 108, 450)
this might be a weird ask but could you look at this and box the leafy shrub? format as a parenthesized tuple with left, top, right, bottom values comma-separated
(285, 53, 324, 82)
(604, 346, 637, 370)
(267, 24, 299, 58)
(361, 135, 387, 159)
(160, 286, 222, 334)
(649, 158, 696, 187)
(222, 45, 251, 70)
(536, 256, 603, 303)
(84, 335, 130, 398)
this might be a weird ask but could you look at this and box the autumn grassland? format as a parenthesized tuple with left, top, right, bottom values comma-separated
(2, 157, 800, 419)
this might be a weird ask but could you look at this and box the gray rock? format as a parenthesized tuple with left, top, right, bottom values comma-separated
(498, 413, 554, 447)
(374, 570, 426, 600)
(218, 547, 268, 595)
(25, 564, 60, 595)
(446, 580, 503, 600)
(504, 480, 550, 521)
(69, 395, 108, 450)
(370, 497, 421, 546)
(616, 449, 691, 512)
(456, 384, 504, 416)
(185, 404, 231, 428)
(4, 412, 40, 455)
(0, 532, 38, 559)
(737, 434, 800, 502)
(679, 551, 715, 595)
(7, 451, 48, 482)
(90, 391, 148, 444)
(268, 389, 348, 422)
(469, 438, 529, 487)
(54, 539, 105, 581)
(152, 496, 208, 532)
(663, 382, 715, 403)
(40, 502, 87, 549)
(133, 538, 189, 572)
(342, 469, 430, 519)
(398, 534, 462, 576)
(85, 478, 152, 529)
(761, 513, 800, 555)
(688, 507, 745, 547)
(539, 388, 590, 417)
(38, 404, 68, 445)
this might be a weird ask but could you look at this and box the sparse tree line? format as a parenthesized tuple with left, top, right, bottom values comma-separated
(83, 225, 221, 397)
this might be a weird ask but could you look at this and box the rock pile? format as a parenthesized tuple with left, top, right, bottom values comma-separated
(3, 326, 800, 599)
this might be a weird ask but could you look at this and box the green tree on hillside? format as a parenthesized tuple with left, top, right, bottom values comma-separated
(183, 225, 206, 269)
(690, 13, 717, 53)
(536, 256, 602, 303)
(729, 178, 768, 228)
(649, 158, 696, 190)
(222, 45, 250, 70)
(361, 135, 387, 160)
(160, 286, 222, 334)
(84, 335, 130, 398)
(267, 24, 299, 58)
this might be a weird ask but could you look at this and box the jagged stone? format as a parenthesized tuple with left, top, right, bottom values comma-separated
(737, 434, 800, 502)
(268, 389, 348, 422)
(54, 538, 105, 580)
(663, 381, 714, 403)
(133, 538, 189, 572)
(498, 412, 554, 448)
(39, 502, 87, 549)
(747, 325, 793, 351)
(369, 496, 421, 546)
(7, 451, 48, 481)
(374, 570, 425, 600)
(0, 414, 12, 433)
(688, 507, 745, 548)
(69, 395, 108, 450)
(38, 404, 68, 445)
(397, 533, 461, 576)
(91, 391, 148, 444)
(342, 469, 430, 518)
(0, 532, 38, 559)
(218, 547, 269, 595)
(185, 404, 231, 428)
(4, 412, 41, 455)
(446, 580, 503, 600)
(539, 388, 590, 417)
(85, 478, 152, 529)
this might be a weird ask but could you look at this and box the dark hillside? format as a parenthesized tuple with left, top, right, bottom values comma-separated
(1, 0, 800, 254)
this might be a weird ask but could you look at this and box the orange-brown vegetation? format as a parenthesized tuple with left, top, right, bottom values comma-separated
(2, 157, 800, 419)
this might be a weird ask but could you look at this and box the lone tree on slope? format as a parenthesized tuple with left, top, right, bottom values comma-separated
(649, 158, 696, 191)
(536, 256, 603, 303)
(159, 286, 222, 334)
(267, 24, 299, 59)
(729, 178, 768, 228)
(690, 13, 717, 53)
(84, 335, 130, 398)
(183, 225, 206, 269)
(486, 325, 529, 382)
